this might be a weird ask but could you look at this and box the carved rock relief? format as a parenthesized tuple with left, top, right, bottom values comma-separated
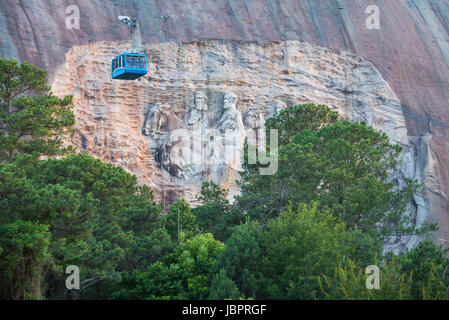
(142, 91, 284, 184)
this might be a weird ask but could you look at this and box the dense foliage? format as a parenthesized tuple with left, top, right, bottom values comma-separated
(0, 58, 74, 162)
(0, 59, 447, 300)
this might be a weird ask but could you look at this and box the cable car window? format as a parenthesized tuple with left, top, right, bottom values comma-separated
(127, 56, 135, 68)
(128, 56, 137, 68)
(126, 55, 145, 69)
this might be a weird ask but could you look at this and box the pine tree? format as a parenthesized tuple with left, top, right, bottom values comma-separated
(208, 269, 242, 300)
(0, 58, 75, 162)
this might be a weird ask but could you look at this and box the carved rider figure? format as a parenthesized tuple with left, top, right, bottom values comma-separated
(143, 103, 169, 137)
(186, 91, 208, 131)
(217, 92, 245, 134)
(244, 108, 265, 131)
(215, 92, 246, 173)
(244, 108, 266, 148)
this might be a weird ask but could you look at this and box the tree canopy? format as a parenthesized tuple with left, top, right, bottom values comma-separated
(0, 58, 74, 162)
(237, 105, 433, 242)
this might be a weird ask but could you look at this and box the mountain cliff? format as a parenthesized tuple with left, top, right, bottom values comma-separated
(1, 0, 448, 247)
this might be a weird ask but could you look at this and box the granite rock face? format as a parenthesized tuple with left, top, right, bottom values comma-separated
(50, 39, 423, 251)
(1, 0, 449, 247)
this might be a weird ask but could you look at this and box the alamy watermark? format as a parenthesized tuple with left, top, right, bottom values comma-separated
(365, 5, 380, 30)
(247, 128, 278, 175)
(65, 265, 80, 290)
(65, 5, 80, 30)
(365, 265, 380, 290)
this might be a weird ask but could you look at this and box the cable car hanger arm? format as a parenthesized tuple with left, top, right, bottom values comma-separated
(118, 15, 144, 54)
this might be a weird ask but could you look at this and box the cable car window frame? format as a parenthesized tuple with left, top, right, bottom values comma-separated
(126, 55, 134, 68)
(124, 55, 145, 69)
(112, 53, 147, 80)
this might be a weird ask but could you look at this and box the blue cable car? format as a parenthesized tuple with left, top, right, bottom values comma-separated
(111, 53, 147, 80)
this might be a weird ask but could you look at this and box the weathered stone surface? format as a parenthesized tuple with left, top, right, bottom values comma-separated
(50, 40, 421, 249)
(2, 0, 449, 246)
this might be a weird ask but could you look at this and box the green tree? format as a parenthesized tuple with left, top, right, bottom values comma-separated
(294, 120, 420, 237)
(238, 104, 432, 240)
(319, 257, 413, 300)
(0, 60, 171, 299)
(258, 203, 348, 299)
(399, 239, 449, 299)
(166, 198, 198, 242)
(238, 104, 338, 223)
(320, 240, 449, 300)
(265, 103, 338, 146)
(420, 263, 449, 300)
(0, 220, 50, 300)
(208, 269, 242, 300)
(213, 221, 263, 298)
(0, 153, 167, 299)
(342, 228, 382, 269)
(0, 58, 74, 162)
(193, 182, 244, 241)
(112, 233, 224, 300)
